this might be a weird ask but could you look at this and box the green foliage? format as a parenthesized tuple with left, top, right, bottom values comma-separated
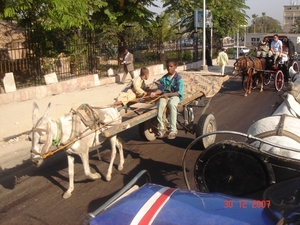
(248, 15, 282, 33)
(290, 17, 300, 33)
(226, 48, 235, 55)
(182, 50, 192, 61)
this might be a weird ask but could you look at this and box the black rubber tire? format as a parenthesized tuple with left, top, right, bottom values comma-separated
(138, 118, 158, 141)
(194, 140, 275, 197)
(195, 114, 217, 149)
(274, 70, 284, 91)
(292, 61, 299, 72)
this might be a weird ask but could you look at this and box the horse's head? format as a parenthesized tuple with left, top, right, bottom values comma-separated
(28, 102, 53, 167)
(232, 57, 245, 76)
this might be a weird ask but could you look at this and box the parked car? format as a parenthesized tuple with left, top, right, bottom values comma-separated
(233, 46, 250, 55)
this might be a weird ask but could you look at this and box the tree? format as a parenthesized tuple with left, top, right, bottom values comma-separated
(260, 12, 267, 33)
(1, 0, 161, 55)
(290, 17, 300, 33)
(252, 14, 258, 33)
(162, 0, 249, 37)
(248, 16, 282, 33)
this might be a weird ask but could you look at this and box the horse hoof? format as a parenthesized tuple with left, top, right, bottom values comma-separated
(106, 176, 112, 182)
(118, 165, 124, 171)
(63, 191, 72, 199)
(91, 173, 101, 180)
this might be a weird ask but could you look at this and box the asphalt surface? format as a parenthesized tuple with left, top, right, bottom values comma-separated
(0, 59, 236, 171)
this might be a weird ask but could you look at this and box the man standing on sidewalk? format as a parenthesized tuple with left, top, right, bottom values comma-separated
(217, 47, 229, 76)
(120, 47, 135, 84)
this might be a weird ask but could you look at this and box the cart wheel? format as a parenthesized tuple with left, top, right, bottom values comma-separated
(274, 70, 284, 91)
(292, 61, 299, 72)
(263, 73, 271, 85)
(242, 74, 249, 91)
(194, 140, 275, 197)
(139, 118, 158, 141)
(195, 114, 217, 149)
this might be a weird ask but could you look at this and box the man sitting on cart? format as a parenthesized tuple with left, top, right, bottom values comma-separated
(256, 37, 272, 58)
(115, 67, 151, 107)
(270, 34, 283, 65)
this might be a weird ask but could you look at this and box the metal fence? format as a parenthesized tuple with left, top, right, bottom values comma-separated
(0, 31, 202, 89)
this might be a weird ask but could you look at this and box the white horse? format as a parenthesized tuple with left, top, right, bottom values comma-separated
(247, 66, 300, 159)
(29, 102, 124, 199)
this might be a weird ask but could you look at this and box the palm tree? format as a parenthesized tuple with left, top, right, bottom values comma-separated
(261, 12, 267, 33)
(290, 17, 300, 33)
(252, 14, 258, 33)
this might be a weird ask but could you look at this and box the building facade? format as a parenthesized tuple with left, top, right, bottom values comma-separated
(283, 2, 300, 33)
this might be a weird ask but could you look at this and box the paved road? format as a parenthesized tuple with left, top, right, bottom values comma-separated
(0, 71, 281, 225)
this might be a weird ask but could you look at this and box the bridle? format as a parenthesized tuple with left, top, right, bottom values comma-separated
(233, 56, 254, 75)
(31, 118, 62, 157)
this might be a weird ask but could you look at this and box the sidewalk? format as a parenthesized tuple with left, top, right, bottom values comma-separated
(0, 59, 235, 170)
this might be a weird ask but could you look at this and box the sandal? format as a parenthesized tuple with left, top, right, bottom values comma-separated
(167, 131, 177, 140)
(157, 130, 165, 138)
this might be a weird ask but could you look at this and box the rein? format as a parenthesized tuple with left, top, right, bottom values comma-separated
(233, 56, 250, 74)
(42, 96, 162, 159)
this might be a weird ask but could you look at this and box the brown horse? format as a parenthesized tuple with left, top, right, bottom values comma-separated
(233, 56, 266, 96)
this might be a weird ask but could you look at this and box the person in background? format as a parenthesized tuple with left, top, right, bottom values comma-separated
(270, 34, 283, 65)
(120, 47, 134, 84)
(216, 47, 229, 76)
(256, 37, 272, 58)
(115, 67, 150, 106)
(281, 38, 289, 63)
(149, 59, 184, 140)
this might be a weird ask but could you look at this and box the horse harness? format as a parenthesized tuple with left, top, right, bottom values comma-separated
(233, 56, 251, 75)
(32, 104, 116, 159)
(31, 117, 62, 156)
(233, 56, 262, 75)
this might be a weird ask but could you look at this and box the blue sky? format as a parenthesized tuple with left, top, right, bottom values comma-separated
(149, 0, 293, 26)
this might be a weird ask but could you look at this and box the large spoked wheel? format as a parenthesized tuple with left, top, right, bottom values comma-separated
(195, 114, 217, 149)
(263, 73, 271, 85)
(292, 61, 299, 72)
(139, 117, 158, 141)
(274, 70, 284, 91)
(194, 140, 275, 197)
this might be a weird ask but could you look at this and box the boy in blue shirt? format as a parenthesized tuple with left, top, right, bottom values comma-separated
(149, 59, 184, 139)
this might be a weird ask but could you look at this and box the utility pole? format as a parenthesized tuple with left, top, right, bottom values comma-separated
(200, 0, 208, 72)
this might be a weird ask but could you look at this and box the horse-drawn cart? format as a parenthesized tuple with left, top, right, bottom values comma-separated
(234, 35, 299, 94)
(102, 72, 228, 148)
(29, 71, 228, 199)
(261, 35, 299, 91)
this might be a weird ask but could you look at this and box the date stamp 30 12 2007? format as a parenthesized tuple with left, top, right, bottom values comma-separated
(224, 199, 271, 209)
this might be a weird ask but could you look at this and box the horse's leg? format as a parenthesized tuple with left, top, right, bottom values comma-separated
(80, 148, 101, 180)
(244, 73, 251, 96)
(105, 136, 117, 181)
(260, 73, 264, 92)
(63, 154, 75, 199)
(116, 137, 124, 171)
(248, 73, 252, 94)
(242, 73, 248, 97)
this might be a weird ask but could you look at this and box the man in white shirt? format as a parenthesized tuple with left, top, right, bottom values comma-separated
(270, 34, 283, 65)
